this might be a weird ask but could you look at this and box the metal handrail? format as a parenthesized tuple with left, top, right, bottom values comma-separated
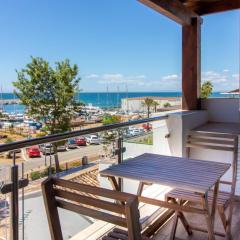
(0, 115, 168, 152)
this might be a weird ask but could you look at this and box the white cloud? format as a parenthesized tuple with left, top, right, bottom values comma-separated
(162, 74, 179, 81)
(97, 73, 146, 85)
(83, 70, 238, 91)
(202, 71, 228, 83)
(85, 74, 99, 79)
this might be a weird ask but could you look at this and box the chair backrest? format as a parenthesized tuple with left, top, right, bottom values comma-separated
(42, 177, 142, 240)
(186, 131, 238, 195)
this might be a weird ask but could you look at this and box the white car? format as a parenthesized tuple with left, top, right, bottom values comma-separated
(129, 128, 144, 136)
(86, 135, 100, 145)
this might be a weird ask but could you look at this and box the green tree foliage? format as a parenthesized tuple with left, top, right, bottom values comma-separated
(163, 102, 171, 108)
(14, 57, 81, 133)
(13, 57, 81, 171)
(200, 81, 213, 99)
(142, 98, 154, 118)
(102, 115, 121, 125)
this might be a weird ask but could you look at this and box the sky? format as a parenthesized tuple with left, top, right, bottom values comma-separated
(0, 1, 239, 92)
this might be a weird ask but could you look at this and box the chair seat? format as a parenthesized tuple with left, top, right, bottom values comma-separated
(102, 228, 149, 240)
(166, 189, 231, 209)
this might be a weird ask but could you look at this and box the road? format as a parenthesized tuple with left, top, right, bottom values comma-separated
(23, 144, 104, 172)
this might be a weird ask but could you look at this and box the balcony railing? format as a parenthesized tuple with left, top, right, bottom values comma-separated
(0, 114, 168, 240)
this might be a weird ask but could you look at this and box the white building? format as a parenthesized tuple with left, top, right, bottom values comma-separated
(121, 96, 181, 113)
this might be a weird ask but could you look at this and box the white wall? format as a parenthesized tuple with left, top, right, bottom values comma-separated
(201, 98, 240, 123)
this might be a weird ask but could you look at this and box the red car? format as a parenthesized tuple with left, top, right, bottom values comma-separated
(142, 123, 152, 130)
(75, 137, 87, 146)
(26, 146, 41, 158)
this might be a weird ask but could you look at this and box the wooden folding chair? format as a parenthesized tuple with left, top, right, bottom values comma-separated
(42, 177, 148, 240)
(166, 131, 238, 239)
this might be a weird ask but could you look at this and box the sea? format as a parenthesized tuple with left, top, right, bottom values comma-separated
(0, 92, 236, 114)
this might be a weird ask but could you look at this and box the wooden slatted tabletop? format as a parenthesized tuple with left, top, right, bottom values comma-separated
(100, 153, 230, 194)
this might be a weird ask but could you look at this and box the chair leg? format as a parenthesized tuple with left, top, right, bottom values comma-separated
(226, 200, 234, 240)
(201, 195, 215, 240)
(217, 206, 227, 231)
(177, 211, 193, 236)
(170, 211, 179, 240)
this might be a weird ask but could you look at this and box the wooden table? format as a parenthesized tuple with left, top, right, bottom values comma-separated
(100, 153, 231, 240)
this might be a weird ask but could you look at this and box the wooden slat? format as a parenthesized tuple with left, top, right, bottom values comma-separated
(107, 231, 128, 240)
(189, 130, 237, 139)
(138, 196, 206, 215)
(186, 143, 234, 151)
(54, 189, 125, 214)
(103, 165, 225, 189)
(56, 199, 127, 228)
(188, 137, 235, 146)
(167, 189, 231, 206)
(138, 0, 201, 26)
(53, 178, 136, 202)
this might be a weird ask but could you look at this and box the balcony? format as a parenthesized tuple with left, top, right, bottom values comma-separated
(0, 97, 239, 240)
(0, 0, 240, 239)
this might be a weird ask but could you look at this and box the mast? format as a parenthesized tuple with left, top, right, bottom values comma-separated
(0, 85, 3, 111)
(126, 84, 129, 113)
(106, 84, 109, 109)
(117, 85, 120, 108)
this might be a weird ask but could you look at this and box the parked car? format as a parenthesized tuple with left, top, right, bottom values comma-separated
(57, 144, 67, 152)
(39, 143, 54, 155)
(86, 135, 100, 145)
(26, 146, 41, 158)
(75, 137, 87, 146)
(129, 128, 144, 136)
(5, 149, 21, 159)
(66, 139, 78, 149)
(142, 123, 152, 131)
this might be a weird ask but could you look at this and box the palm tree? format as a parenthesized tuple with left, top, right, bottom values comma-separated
(142, 98, 154, 118)
(153, 101, 159, 112)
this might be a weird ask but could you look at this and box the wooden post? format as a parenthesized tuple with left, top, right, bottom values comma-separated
(41, 178, 63, 240)
(182, 17, 201, 110)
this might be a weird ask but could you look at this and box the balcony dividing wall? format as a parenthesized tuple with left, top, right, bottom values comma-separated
(201, 98, 240, 123)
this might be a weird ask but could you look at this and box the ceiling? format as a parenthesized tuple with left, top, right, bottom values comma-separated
(179, 0, 240, 15)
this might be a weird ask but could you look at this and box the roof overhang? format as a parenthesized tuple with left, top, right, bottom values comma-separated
(138, 0, 240, 26)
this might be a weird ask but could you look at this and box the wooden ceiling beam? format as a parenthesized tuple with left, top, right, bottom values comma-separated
(138, 0, 202, 26)
(188, 0, 240, 15)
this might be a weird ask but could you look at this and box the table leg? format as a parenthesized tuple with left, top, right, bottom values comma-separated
(211, 180, 219, 226)
(170, 211, 179, 240)
(201, 193, 215, 240)
(108, 176, 121, 192)
(137, 182, 145, 196)
(170, 198, 192, 239)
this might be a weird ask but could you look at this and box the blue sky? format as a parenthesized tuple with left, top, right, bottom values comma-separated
(0, 1, 239, 92)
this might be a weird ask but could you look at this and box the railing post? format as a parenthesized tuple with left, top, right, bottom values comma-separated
(10, 152, 19, 240)
(116, 137, 123, 192)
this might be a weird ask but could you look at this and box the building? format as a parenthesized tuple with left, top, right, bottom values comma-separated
(121, 96, 181, 113)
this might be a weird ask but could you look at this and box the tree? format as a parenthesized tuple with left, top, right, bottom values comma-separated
(153, 101, 159, 112)
(200, 81, 213, 99)
(13, 57, 81, 172)
(163, 102, 171, 108)
(102, 115, 121, 125)
(142, 98, 154, 118)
